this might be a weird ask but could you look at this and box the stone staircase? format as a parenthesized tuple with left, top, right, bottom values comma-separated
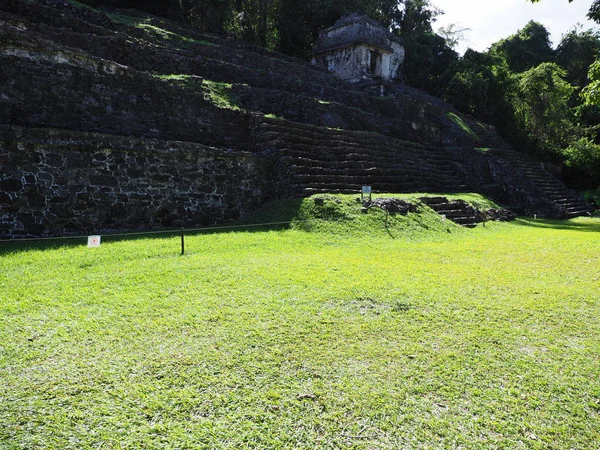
(419, 197, 481, 228)
(257, 118, 468, 197)
(1, 0, 594, 226)
(491, 150, 593, 219)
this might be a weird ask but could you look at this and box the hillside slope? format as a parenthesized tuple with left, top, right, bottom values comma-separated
(0, 0, 593, 237)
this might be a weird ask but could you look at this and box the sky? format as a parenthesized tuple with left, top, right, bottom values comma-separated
(431, 0, 600, 54)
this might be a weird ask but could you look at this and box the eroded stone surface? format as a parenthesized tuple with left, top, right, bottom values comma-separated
(312, 13, 404, 82)
(0, 126, 271, 237)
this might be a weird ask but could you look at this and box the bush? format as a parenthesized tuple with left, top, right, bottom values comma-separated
(564, 137, 600, 187)
(583, 189, 600, 208)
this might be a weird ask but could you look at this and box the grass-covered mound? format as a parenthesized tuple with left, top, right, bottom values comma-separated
(241, 193, 502, 238)
(1, 209, 599, 448)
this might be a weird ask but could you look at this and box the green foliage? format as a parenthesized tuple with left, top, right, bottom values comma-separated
(582, 188, 600, 207)
(490, 21, 554, 73)
(156, 75, 242, 110)
(398, 0, 439, 36)
(202, 80, 242, 110)
(590, 0, 600, 22)
(443, 50, 515, 125)
(529, 0, 600, 24)
(402, 32, 458, 94)
(446, 112, 480, 141)
(276, 0, 439, 58)
(564, 137, 600, 186)
(181, 0, 237, 34)
(555, 27, 600, 89)
(232, 0, 280, 49)
(513, 62, 575, 153)
(582, 60, 600, 106)
(288, 195, 459, 236)
(1, 211, 599, 448)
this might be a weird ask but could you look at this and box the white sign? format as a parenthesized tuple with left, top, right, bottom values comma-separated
(362, 186, 372, 194)
(87, 235, 101, 248)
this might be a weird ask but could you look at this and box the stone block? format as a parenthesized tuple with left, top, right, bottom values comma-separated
(0, 178, 23, 191)
(26, 191, 47, 206)
(89, 175, 118, 187)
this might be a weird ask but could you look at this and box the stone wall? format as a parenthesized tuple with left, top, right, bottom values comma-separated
(0, 0, 592, 238)
(1, 33, 251, 149)
(0, 126, 272, 238)
(312, 14, 404, 82)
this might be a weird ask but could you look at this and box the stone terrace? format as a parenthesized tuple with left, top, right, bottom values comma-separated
(0, 0, 593, 236)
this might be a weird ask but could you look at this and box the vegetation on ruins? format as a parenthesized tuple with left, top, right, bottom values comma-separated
(1, 195, 599, 448)
(74, 0, 600, 189)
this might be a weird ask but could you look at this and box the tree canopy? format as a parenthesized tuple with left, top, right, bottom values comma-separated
(529, 0, 600, 23)
(489, 21, 554, 73)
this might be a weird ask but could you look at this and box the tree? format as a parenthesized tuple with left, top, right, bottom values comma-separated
(398, 0, 439, 36)
(490, 21, 553, 73)
(236, 0, 280, 48)
(401, 32, 458, 94)
(276, 0, 440, 58)
(437, 23, 470, 50)
(582, 60, 600, 106)
(513, 62, 576, 153)
(184, 0, 236, 34)
(529, 0, 600, 24)
(590, 0, 600, 22)
(443, 50, 514, 124)
(555, 26, 600, 88)
(564, 137, 600, 187)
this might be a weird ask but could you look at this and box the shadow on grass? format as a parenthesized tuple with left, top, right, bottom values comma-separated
(0, 199, 305, 256)
(513, 217, 600, 233)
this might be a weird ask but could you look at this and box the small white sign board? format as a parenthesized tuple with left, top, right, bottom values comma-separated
(87, 235, 101, 248)
(361, 185, 372, 201)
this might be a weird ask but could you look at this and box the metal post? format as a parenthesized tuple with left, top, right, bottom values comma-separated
(181, 228, 185, 256)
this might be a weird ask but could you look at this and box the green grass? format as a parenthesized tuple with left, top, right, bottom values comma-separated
(201, 80, 242, 111)
(156, 75, 243, 111)
(447, 112, 481, 142)
(67, 1, 215, 48)
(241, 194, 498, 238)
(1, 198, 599, 449)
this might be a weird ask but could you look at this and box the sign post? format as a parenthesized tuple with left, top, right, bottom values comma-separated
(361, 185, 372, 202)
(87, 235, 101, 248)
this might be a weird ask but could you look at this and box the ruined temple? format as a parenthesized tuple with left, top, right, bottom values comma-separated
(312, 13, 405, 82)
(0, 1, 593, 238)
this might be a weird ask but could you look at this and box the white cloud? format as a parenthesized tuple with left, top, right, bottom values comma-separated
(432, 0, 599, 53)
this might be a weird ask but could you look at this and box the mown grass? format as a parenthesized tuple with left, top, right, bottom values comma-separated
(1, 198, 599, 449)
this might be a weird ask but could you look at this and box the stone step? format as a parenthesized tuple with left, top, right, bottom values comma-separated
(299, 182, 446, 192)
(259, 122, 446, 153)
(291, 158, 455, 177)
(262, 131, 446, 158)
(279, 147, 452, 167)
(564, 205, 593, 213)
(424, 202, 468, 211)
(292, 175, 463, 190)
(290, 165, 463, 181)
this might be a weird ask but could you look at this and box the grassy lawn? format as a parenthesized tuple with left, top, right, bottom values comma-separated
(1, 198, 599, 449)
